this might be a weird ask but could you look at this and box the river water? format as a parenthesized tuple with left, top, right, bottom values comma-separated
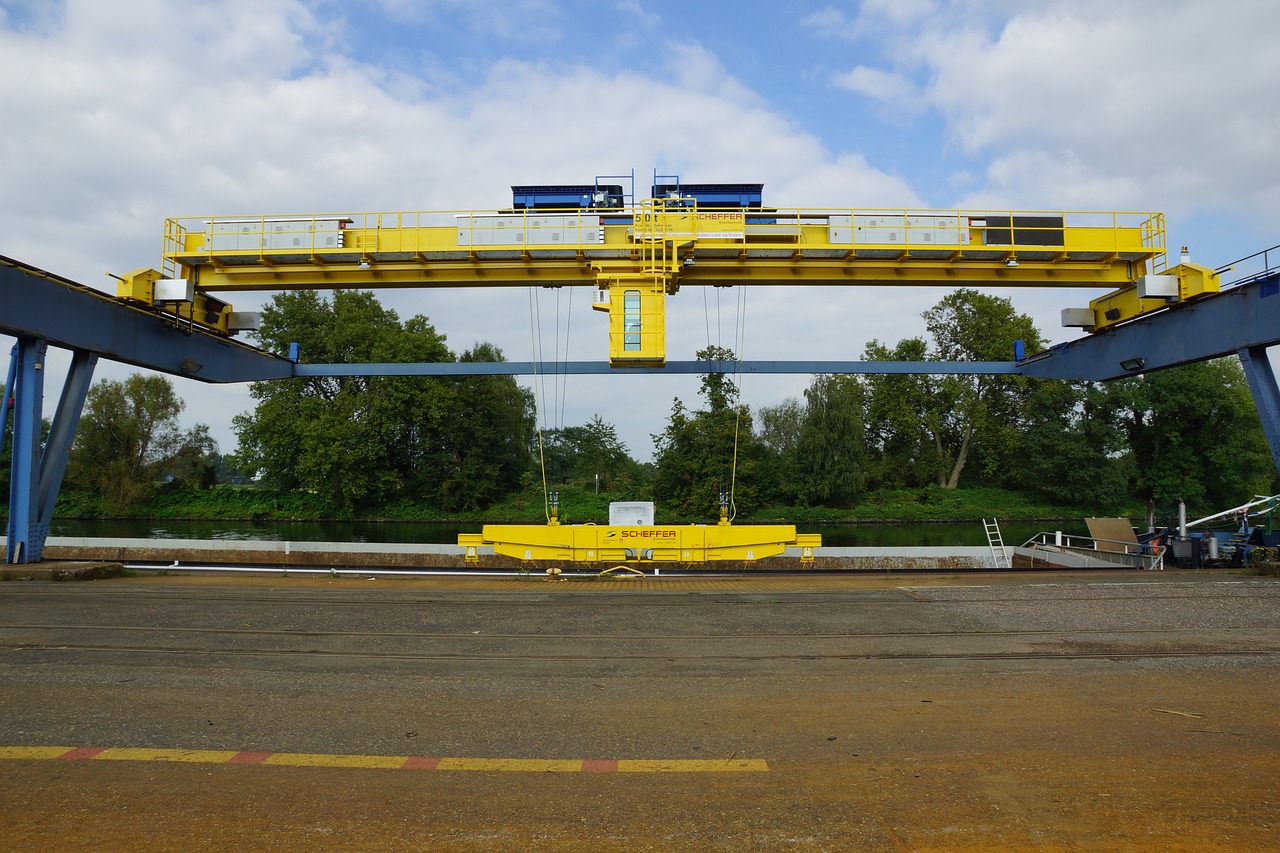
(47, 518, 1092, 547)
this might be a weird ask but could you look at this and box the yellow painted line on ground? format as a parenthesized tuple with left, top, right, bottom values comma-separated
(262, 752, 408, 770)
(617, 759, 770, 772)
(0, 746, 76, 760)
(434, 757, 586, 772)
(0, 746, 767, 773)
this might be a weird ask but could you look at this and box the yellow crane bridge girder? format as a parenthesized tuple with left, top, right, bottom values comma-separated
(115, 202, 1196, 365)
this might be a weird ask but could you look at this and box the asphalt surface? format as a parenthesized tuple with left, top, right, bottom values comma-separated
(0, 569, 1277, 851)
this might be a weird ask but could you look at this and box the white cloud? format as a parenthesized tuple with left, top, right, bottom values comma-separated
(7, 0, 1275, 470)
(0, 0, 920, 461)
(831, 65, 920, 105)
(844, 0, 1280, 235)
(858, 0, 938, 27)
(800, 5, 852, 34)
(614, 0, 660, 30)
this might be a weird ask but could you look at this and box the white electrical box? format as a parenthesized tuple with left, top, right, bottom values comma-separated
(228, 312, 261, 333)
(1137, 274, 1179, 299)
(459, 214, 602, 246)
(609, 501, 655, 526)
(208, 217, 349, 252)
(155, 278, 194, 302)
(1061, 308, 1096, 328)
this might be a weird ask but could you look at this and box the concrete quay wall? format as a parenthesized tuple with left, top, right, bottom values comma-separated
(31, 537, 1009, 571)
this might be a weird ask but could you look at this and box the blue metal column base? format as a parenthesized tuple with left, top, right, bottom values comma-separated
(1238, 345, 1280, 474)
(7, 338, 46, 563)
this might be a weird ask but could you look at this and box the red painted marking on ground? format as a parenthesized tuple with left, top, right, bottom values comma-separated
(58, 747, 107, 760)
(401, 756, 441, 770)
(581, 759, 619, 773)
(227, 751, 272, 765)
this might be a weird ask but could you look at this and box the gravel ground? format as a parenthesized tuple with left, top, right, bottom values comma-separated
(0, 570, 1276, 851)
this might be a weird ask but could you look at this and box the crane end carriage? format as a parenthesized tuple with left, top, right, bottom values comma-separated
(1065, 259, 1221, 332)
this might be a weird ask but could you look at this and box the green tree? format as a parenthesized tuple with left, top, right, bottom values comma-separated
(1108, 358, 1276, 514)
(1018, 380, 1131, 509)
(652, 346, 763, 519)
(434, 342, 534, 511)
(862, 337, 941, 488)
(66, 374, 216, 511)
(538, 415, 640, 493)
(922, 290, 1042, 488)
(863, 291, 1042, 489)
(233, 291, 454, 513)
(755, 397, 805, 503)
(234, 293, 534, 514)
(793, 374, 868, 507)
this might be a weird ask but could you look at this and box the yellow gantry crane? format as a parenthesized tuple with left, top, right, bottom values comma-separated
(111, 177, 1222, 567)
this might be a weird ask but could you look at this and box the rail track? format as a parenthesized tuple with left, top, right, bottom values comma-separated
(2, 640, 1274, 664)
(1, 584, 1275, 609)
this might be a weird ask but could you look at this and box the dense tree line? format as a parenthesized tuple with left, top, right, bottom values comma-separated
(232, 291, 534, 514)
(62, 374, 217, 512)
(755, 359, 1273, 514)
(34, 288, 1278, 521)
(658, 290, 1276, 518)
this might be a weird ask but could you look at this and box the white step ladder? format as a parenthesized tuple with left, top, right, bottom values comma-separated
(983, 518, 1011, 569)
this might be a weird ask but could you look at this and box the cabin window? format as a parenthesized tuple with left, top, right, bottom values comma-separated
(623, 290, 641, 351)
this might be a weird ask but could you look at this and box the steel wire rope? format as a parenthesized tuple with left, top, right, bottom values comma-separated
(727, 286, 748, 522)
(528, 287, 551, 521)
(716, 286, 723, 349)
(553, 287, 562, 429)
(557, 287, 574, 430)
(703, 285, 712, 352)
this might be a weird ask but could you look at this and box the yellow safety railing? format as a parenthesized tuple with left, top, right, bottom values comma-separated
(163, 205, 1165, 263)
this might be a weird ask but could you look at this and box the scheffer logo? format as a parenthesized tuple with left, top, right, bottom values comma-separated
(604, 529, 677, 539)
(620, 529, 676, 539)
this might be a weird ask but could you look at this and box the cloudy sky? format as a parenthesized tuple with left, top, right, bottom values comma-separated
(3, 0, 1278, 464)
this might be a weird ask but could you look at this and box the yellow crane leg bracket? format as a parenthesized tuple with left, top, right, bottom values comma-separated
(460, 524, 820, 565)
(115, 267, 234, 334)
(1085, 262, 1220, 332)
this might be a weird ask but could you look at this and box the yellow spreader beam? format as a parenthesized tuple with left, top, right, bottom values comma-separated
(460, 522, 820, 566)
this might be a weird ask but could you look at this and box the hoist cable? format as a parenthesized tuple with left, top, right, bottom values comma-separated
(702, 285, 712, 351)
(528, 287, 551, 522)
(716, 287, 723, 350)
(559, 287, 574, 429)
(727, 287, 748, 523)
(553, 288, 562, 430)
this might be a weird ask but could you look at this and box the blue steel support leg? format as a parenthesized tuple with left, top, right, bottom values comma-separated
(1238, 346, 1280, 476)
(37, 350, 97, 530)
(7, 338, 47, 564)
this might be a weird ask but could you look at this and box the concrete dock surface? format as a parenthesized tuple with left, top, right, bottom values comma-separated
(0, 568, 1276, 851)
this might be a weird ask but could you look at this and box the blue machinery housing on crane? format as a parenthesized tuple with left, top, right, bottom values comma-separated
(3, 176, 1280, 564)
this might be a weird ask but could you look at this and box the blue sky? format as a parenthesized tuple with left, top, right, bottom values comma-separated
(3, 0, 1279, 465)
